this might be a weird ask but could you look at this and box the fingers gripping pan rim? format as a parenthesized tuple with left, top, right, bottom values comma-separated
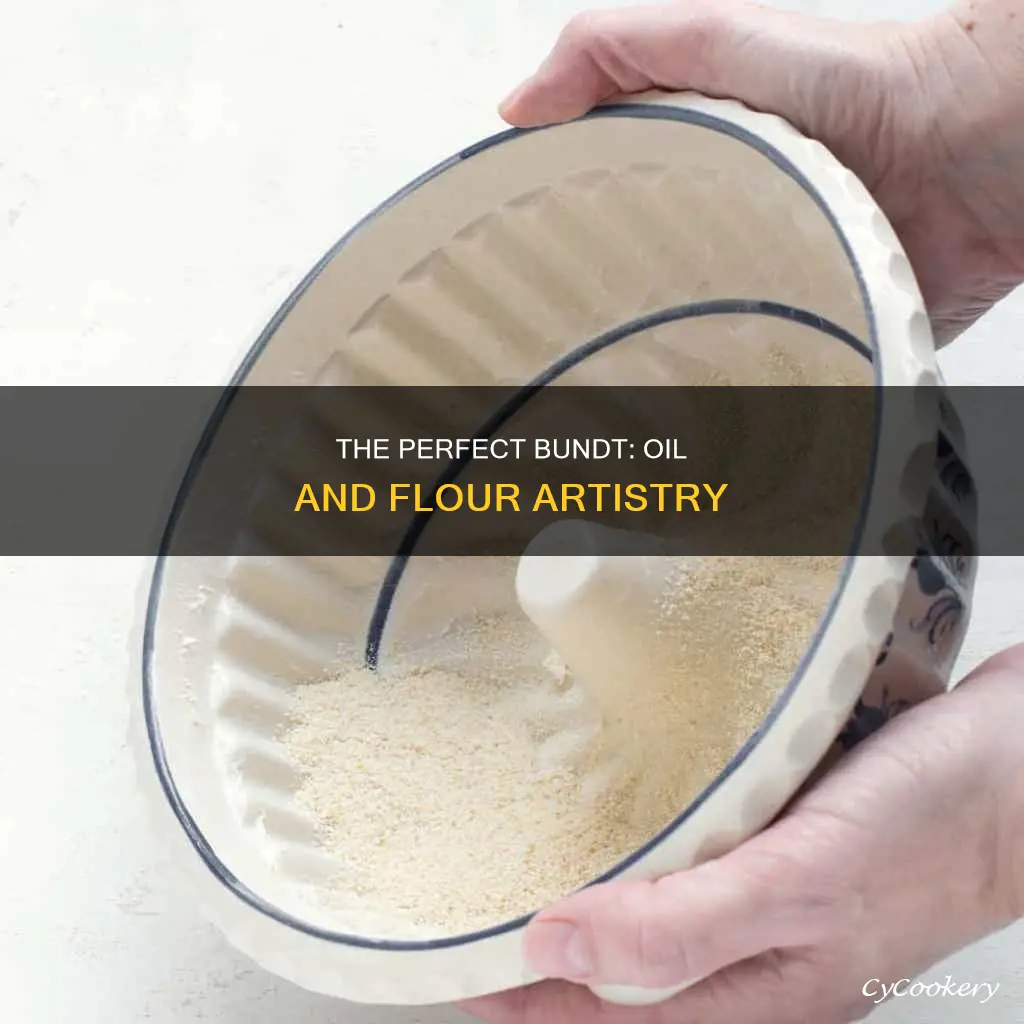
(128, 89, 940, 1005)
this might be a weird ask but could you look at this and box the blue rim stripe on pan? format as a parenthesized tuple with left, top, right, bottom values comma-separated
(364, 299, 872, 669)
(142, 103, 884, 952)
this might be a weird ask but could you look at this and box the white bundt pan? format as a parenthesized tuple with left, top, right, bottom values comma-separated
(128, 91, 956, 1008)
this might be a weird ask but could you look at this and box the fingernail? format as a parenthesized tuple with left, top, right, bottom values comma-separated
(530, 921, 593, 981)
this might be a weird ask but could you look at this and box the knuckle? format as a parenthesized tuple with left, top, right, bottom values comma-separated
(634, 904, 690, 986)
(560, 9, 610, 47)
(677, 9, 728, 62)
(559, 8, 636, 85)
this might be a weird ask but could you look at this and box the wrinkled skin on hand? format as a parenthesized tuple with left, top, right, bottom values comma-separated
(462, 648, 1024, 1024)
(497, 0, 1024, 345)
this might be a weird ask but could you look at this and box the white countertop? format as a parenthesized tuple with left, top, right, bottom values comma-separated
(2, 0, 1023, 1020)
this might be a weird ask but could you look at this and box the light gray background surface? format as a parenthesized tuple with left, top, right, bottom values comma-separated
(1, 0, 1022, 1020)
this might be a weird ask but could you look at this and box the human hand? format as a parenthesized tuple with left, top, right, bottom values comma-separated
(498, 0, 1024, 345)
(462, 645, 1024, 1023)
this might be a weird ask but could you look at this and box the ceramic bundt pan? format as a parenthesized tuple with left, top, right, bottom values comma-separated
(128, 91, 976, 1008)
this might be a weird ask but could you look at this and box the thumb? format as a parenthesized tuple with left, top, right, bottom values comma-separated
(499, 1, 883, 132)
(523, 839, 855, 988)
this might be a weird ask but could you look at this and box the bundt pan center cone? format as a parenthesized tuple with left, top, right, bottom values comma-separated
(128, 90, 977, 1008)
